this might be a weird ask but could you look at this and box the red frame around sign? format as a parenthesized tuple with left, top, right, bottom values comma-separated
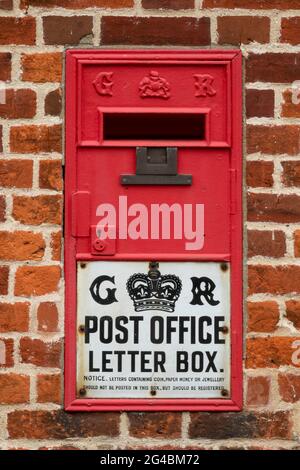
(65, 49, 243, 411)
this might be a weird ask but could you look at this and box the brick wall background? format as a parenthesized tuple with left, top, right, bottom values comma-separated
(0, 0, 300, 451)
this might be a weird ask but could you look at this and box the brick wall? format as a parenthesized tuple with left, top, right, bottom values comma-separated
(0, 0, 300, 451)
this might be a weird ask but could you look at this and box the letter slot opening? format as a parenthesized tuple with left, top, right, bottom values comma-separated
(103, 112, 206, 141)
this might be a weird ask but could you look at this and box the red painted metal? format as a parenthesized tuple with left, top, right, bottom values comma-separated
(65, 49, 243, 411)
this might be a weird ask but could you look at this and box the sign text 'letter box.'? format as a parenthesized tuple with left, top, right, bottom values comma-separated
(65, 50, 242, 411)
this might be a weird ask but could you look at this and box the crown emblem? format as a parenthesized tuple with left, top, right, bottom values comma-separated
(126, 264, 182, 313)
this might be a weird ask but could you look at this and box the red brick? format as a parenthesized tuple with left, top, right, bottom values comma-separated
(51, 232, 61, 261)
(0, 160, 33, 188)
(246, 376, 270, 406)
(281, 18, 300, 45)
(142, 0, 194, 8)
(295, 230, 300, 257)
(248, 265, 300, 295)
(0, 302, 29, 332)
(21, 53, 62, 83)
(37, 302, 59, 332)
(246, 89, 274, 118)
(247, 53, 300, 83)
(247, 301, 279, 332)
(189, 411, 291, 439)
(0, 89, 36, 119)
(21, 0, 133, 8)
(286, 300, 300, 330)
(0, 17, 35, 45)
(0, 1, 13, 9)
(0, 126, 2, 153)
(0, 338, 13, 367)
(10, 125, 62, 154)
(204, 0, 300, 9)
(0, 374, 29, 404)
(39, 160, 62, 191)
(247, 125, 300, 155)
(218, 16, 270, 45)
(101, 16, 211, 46)
(13, 195, 62, 225)
(282, 161, 300, 187)
(0, 231, 45, 261)
(248, 230, 286, 258)
(0, 196, 5, 222)
(278, 373, 300, 403)
(20, 337, 62, 367)
(8, 410, 120, 439)
(246, 161, 273, 187)
(43, 16, 93, 45)
(37, 374, 61, 403)
(0, 266, 8, 295)
(248, 193, 300, 223)
(15, 266, 61, 297)
(281, 89, 300, 118)
(128, 413, 182, 439)
(45, 88, 62, 116)
(0, 52, 11, 81)
(246, 337, 300, 368)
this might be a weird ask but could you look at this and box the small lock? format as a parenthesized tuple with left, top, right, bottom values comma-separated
(93, 239, 106, 252)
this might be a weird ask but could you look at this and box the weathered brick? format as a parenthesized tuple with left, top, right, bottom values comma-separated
(0, 17, 35, 45)
(51, 232, 61, 262)
(0, 160, 33, 188)
(20, 337, 62, 367)
(15, 266, 61, 296)
(246, 161, 273, 187)
(10, 125, 62, 154)
(0, 266, 8, 295)
(13, 195, 62, 225)
(0, 302, 29, 332)
(0, 231, 45, 261)
(246, 337, 300, 368)
(8, 410, 120, 439)
(45, 88, 62, 116)
(0, 0, 13, 9)
(248, 230, 286, 258)
(43, 16, 93, 45)
(286, 300, 300, 329)
(21, 53, 62, 83)
(128, 413, 182, 439)
(0, 338, 13, 367)
(246, 89, 274, 118)
(248, 193, 300, 223)
(246, 376, 270, 406)
(246, 53, 300, 83)
(101, 16, 210, 45)
(37, 302, 59, 333)
(0, 374, 29, 404)
(189, 411, 291, 439)
(247, 125, 300, 155)
(39, 160, 62, 191)
(21, 0, 133, 8)
(295, 230, 300, 257)
(278, 373, 300, 403)
(282, 161, 300, 187)
(142, 0, 194, 8)
(281, 89, 300, 118)
(248, 265, 300, 295)
(0, 89, 36, 119)
(203, 0, 300, 9)
(248, 301, 280, 333)
(281, 17, 300, 45)
(37, 374, 61, 403)
(0, 52, 11, 81)
(218, 16, 270, 45)
(0, 196, 4, 222)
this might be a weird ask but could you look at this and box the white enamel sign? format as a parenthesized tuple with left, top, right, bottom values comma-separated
(77, 261, 230, 399)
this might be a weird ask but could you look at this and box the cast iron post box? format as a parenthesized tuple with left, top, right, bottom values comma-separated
(65, 50, 242, 411)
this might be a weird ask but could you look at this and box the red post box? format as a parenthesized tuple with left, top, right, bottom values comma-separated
(65, 50, 242, 411)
